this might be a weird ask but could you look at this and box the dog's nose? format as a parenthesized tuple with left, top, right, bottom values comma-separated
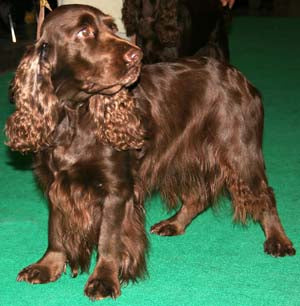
(124, 48, 142, 66)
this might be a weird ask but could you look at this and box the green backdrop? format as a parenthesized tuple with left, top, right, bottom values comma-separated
(0, 17, 299, 305)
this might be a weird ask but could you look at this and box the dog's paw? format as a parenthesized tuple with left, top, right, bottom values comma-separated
(17, 264, 61, 284)
(150, 221, 185, 236)
(84, 277, 120, 301)
(264, 237, 296, 257)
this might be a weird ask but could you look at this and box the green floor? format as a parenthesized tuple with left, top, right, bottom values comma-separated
(1, 17, 300, 306)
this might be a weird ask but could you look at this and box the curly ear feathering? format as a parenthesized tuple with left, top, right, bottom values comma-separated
(5, 43, 59, 152)
(89, 90, 145, 151)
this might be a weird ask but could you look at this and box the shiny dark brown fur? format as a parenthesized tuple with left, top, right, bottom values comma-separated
(131, 57, 295, 257)
(6, 5, 147, 301)
(5, 5, 295, 302)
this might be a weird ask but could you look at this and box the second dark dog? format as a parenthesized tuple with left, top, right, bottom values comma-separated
(122, 0, 231, 63)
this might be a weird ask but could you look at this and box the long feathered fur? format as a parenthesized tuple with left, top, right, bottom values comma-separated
(6, 5, 148, 301)
(6, 44, 59, 152)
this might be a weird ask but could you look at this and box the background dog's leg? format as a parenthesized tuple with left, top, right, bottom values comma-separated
(17, 207, 66, 284)
(150, 193, 209, 236)
(84, 195, 125, 300)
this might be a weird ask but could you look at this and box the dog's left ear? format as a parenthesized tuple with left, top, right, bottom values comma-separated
(89, 89, 145, 151)
(5, 42, 59, 152)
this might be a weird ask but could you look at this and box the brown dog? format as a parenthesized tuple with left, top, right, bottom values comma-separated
(6, 5, 147, 300)
(5, 4, 295, 302)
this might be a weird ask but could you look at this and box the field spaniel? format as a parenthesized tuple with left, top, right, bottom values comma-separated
(122, 0, 231, 63)
(6, 4, 295, 302)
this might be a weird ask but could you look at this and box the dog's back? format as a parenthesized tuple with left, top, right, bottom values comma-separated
(134, 57, 262, 204)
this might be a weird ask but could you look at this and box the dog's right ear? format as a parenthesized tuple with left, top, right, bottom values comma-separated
(5, 42, 59, 153)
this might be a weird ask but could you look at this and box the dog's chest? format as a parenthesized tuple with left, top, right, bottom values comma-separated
(51, 113, 99, 170)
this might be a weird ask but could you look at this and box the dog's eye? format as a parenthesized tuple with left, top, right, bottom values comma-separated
(77, 27, 95, 39)
(108, 23, 118, 33)
(103, 20, 118, 34)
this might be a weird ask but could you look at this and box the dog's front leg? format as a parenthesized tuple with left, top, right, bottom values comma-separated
(17, 206, 67, 284)
(84, 194, 126, 301)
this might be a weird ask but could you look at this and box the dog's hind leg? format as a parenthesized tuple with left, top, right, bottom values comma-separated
(226, 170, 296, 257)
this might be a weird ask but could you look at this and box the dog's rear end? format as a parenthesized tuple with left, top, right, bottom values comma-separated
(132, 57, 295, 257)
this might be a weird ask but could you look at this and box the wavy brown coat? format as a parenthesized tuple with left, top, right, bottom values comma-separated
(131, 57, 295, 258)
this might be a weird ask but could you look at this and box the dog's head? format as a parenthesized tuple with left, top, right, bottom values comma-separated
(6, 5, 143, 152)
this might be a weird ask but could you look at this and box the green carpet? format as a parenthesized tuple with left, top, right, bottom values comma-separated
(1, 17, 300, 305)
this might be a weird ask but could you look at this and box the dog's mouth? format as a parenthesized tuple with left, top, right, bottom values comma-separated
(123, 64, 141, 86)
(81, 59, 141, 95)
(90, 64, 141, 95)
